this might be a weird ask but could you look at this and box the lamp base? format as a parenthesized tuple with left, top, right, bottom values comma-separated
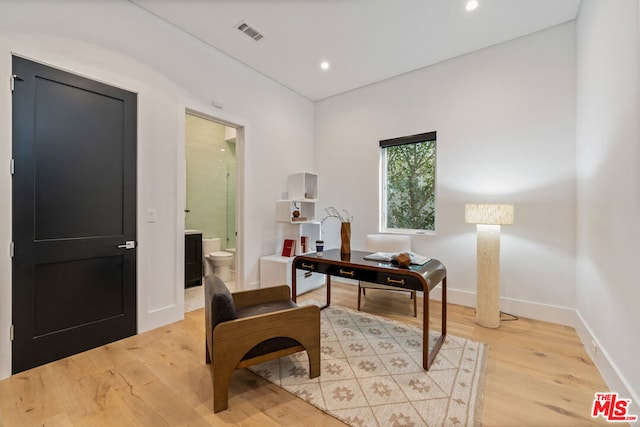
(476, 316, 500, 329)
(474, 310, 518, 328)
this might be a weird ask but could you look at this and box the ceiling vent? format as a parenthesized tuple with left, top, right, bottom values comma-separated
(236, 21, 264, 41)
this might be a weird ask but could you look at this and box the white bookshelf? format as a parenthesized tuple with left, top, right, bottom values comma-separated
(260, 172, 324, 295)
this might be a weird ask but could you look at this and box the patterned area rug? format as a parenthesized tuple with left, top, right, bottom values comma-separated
(248, 303, 487, 426)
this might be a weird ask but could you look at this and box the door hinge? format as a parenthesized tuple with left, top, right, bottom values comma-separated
(10, 159, 14, 175)
(9, 241, 14, 258)
(10, 74, 23, 93)
(10, 325, 14, 341)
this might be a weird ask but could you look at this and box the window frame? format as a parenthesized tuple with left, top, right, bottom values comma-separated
(379, 131, 437, 235)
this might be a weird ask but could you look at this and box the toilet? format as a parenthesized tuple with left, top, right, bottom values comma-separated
(203, 238, 234, 281)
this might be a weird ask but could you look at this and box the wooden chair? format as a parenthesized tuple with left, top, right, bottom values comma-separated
(204, 275, 320, 412)
(357, 234, 417, 316)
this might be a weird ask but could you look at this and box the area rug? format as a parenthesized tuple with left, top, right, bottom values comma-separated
(248, 303, 487, 426)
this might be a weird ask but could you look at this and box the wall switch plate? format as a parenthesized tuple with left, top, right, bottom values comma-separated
(147, 209, 157, 223)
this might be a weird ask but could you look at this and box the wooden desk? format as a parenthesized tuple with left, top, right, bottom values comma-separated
(292, 249, 447, 370)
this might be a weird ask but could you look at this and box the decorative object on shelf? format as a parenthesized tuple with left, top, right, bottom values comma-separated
(465, 203, 514, 328)
(291, 202, 306, 221)
(301, 236, 308, 253)
(276, 200, 314, 224)
(281, 239, 296, 257)
(321, 207, 353, 258)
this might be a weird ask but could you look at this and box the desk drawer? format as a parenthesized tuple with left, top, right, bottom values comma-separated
(295, 258, 426, 292)
(328, 265, 360, 280)
(297, 260, 321, 273)
(374, 272, 423, 292)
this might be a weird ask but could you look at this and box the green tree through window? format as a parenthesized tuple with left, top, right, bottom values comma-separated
(381, 132, 436, 232)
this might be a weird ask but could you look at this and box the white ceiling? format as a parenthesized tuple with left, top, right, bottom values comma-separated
(130, 0, 581, 101)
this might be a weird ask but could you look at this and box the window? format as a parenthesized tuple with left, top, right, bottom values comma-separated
(380, 131, 436, 233)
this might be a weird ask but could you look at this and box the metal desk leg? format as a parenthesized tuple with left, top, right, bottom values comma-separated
(291, 265, 330, 310)
(423, 277, 447, 370)
(292, 266, 297, 303)
(442, 277, 447, 336)
(423, 288, 429, 370)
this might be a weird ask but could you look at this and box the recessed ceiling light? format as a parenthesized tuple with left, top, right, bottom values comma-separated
(320, 61, 330, 70)
(465, 0, 478, 11)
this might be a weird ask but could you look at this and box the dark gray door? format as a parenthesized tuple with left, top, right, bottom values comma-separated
(11, 56, 137, 373)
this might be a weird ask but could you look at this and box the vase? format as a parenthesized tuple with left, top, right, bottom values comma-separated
(340, 222, 351, 258)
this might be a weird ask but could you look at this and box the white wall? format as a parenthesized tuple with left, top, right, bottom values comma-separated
(0, 0, 314, 379)
(575, 0, 640, 416)
(315, 23, 578, 324)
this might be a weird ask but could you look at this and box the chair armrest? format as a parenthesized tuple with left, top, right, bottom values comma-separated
(232, 285, 291, 310)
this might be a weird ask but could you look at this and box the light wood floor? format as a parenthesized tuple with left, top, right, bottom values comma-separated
(0, 283, 612, 426)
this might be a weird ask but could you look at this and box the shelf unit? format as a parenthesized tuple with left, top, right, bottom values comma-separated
(287, 172, 318, 201)
(260, 172, 324, 295)
(274, 221, 322, 256)
(276, 200, 316, 224)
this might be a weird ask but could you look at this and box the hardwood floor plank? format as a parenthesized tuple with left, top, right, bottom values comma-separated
(0, 282, 611, 426)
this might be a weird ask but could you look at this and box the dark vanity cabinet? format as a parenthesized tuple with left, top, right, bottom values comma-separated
(185, 231, 203, 287)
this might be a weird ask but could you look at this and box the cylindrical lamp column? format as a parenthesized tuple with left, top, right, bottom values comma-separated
(465, 203, 514, 329)
(476, 224, 501, 328)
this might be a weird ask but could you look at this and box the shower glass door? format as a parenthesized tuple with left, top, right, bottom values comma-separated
(226, 162, 236, 250)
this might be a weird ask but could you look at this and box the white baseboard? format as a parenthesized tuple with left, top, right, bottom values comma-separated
(575, 311, 640, 425)
(331, 280, 575, 325)
(498, 295, 576, 327)
(438, 290, 574, 325)
(412, 286, 577, 327)
(139, 304, 184, 333)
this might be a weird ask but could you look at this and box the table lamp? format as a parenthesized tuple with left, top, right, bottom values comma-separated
(465, 203, 514, 328)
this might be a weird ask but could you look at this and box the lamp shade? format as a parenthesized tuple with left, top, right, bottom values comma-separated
(465, 203, 514, 225)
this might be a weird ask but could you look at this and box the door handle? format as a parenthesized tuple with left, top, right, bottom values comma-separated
(118, 241, 136, 249)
